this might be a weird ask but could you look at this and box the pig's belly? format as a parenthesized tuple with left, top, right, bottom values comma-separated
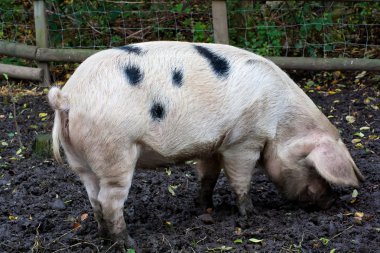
(136, 134, 226, 169)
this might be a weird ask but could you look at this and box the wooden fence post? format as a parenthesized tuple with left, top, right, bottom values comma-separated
(34, 0, 51, 86)
(212, 1, 229, 44)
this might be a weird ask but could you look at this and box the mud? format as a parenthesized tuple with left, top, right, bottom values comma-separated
(0, 71, 379, 252)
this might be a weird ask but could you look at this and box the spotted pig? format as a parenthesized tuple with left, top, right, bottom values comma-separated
(48, 41, 363, 247)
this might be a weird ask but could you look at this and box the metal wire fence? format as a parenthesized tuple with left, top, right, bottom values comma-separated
(0, 1, 379, 58)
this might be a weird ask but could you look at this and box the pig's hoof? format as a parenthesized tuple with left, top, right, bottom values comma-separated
(114, 233, 138, 253)
(237, 195, 255, 217)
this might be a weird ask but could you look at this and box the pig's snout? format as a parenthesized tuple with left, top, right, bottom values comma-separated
(297, 184, 337, 210)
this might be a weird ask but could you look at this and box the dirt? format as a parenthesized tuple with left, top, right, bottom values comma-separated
(0, 71, 379, 253)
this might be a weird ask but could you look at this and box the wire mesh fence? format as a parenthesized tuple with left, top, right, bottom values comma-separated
(0, 1, 379, 58)
(228, 1, 380, 58)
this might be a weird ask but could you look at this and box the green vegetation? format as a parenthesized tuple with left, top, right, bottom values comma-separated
(0, 1, 379, 57)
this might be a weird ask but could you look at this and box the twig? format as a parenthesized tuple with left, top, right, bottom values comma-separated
(4, 76, 24, 149)
(161, 234, 174, 253)
(104, 241, 119, 253)
(46, 227, 79, 247)
(330, 225, 354, 240)
(52, 242, 100, 253)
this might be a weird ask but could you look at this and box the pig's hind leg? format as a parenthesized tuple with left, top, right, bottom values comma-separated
(196, 154, 222, 212)
(90, 143, 140, 249)
(221, 143, 260, 216)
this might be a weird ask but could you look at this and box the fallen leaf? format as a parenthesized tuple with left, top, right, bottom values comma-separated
(234, 239, 243, 244)
(249, 238, 263, 243)
(359, 126, 370, 131)
(355, 212, 364, 218)
(354, 132, 364, 138)
(319, 237, 330, 246)
(354, 212, 364, 224)
(8, 215, 18, 220)
(355, 143, 364, 149)
(351, 139, 361, 144)
(80, 213, 89, 221)
(39, 112, 48, 118)
(355, 71, 367, 79)
(345, 115, 355, 124)
(352, 189, 359, 198)
(168, 185, 179, 196)
(73, 222, 81, 230)
(234, 227, 242, 235)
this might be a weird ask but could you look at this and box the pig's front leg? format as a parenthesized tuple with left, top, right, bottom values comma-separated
(196, 154, 222, 211)
(95, 144, 140, 250)
(222, 142, 260, 216)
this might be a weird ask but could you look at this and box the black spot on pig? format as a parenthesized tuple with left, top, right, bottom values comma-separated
(194, 45, 230, 78)
(125, 65, 143, 86)
(118, 45, 143, 55)
(172, 68, 184, 87)
(150, 102, 165, 121)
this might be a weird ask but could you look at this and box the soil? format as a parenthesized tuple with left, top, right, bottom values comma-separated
(0, 71, 379, 253)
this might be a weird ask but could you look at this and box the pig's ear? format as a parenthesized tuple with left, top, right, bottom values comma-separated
(306, 139, 364, 186)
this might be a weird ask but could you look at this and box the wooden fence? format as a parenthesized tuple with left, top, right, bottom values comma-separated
(1, 0, 380, 86)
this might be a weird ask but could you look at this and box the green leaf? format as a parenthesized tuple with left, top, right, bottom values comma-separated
(354, 132, 365, 138)
(234, 239, 243, 244)
(352, 189, 359, 198)
(320, 237, 330, 246)
(359, 126, 370, 131)
(39, 112, 48, 118)
(330, 249, 336, 253)
(249, 238, 263, 243)
(3, 73, 8, 80)
(127, 249, 136, 253)
(16, 148, 22, 155)
(165, 168, 171, 176)
(168, 185, 178, 196)
(1, 141, 8, 146)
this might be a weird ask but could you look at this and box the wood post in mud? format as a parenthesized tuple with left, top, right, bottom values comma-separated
(212, 1, 229, 44)
(33, 0, 51, 86)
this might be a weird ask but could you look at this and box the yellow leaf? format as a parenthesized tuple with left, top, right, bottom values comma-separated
(370, 105, 379, 110)
(355, 143, 364, 149)
(39, 113, 48, 118)
(328, 91, 336, 95)
(8, 215, 18, 220)
(360, 126, 370, 131)
(355, 212, 364, 218)
(351, 139, 361, 144)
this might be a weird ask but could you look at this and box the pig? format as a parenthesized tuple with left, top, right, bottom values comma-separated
(48, 41, 363, 248)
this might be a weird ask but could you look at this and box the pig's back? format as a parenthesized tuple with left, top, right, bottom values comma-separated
(61, 41, 284, 158)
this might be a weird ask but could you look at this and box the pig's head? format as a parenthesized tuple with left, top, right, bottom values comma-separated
(263, 131, 364, 209)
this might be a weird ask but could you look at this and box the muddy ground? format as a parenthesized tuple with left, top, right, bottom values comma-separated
(0, 70, 379, 253)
